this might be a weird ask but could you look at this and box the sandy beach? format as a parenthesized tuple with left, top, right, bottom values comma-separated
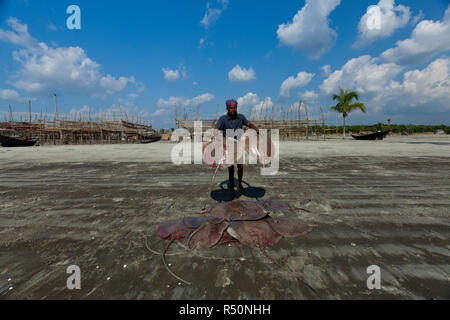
(0, 134, 449, 299)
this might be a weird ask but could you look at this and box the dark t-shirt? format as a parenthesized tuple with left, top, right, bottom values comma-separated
(215, 113, 249, 138)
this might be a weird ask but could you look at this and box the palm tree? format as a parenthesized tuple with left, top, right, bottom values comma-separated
(329, 88, 367, 138)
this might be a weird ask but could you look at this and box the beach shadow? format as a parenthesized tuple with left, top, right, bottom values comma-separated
(210, 180, 266, 202)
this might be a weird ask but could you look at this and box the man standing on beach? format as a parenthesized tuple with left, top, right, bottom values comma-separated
(215, 99, 259, 200)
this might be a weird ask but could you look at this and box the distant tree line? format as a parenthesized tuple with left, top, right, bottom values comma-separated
(305, 124, 450, 134)
(160, 125, 450, 135)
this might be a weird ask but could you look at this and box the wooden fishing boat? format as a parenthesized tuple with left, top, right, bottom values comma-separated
(0, 134, 38, 147)
(140, 135, 161, 144)
(351, 130, 390, 141)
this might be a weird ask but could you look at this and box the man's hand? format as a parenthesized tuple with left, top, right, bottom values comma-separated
(248, 122, 259, 134)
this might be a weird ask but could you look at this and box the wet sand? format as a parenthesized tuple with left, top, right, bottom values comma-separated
(0, 135, 449, 299)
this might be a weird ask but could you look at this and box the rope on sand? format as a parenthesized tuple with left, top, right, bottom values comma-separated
(145, 235, 186, 256)
(146, 234, 253, 262)
(162, 238, 192, 285)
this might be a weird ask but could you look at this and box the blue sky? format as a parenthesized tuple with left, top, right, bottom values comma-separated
(0, 0, 449, 128)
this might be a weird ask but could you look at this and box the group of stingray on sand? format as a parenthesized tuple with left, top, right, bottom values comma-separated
(148, 134, 318, 291)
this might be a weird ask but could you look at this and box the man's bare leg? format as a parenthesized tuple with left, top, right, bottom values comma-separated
(237, 164, 244, 192)
(228, 165, 236, 199)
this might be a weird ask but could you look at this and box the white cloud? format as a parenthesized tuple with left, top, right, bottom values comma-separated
(381, 5, 450, 65)
(200, 5, 222, 29)
(99, 74, 131, 95)
(0, 17, 38, 48)
(48, 23, 63, 31)
(179, 66, 188, 79)
(299, 90, 318, 102)
(69, 105, 101, 117)
(277, 0, 341, 59)
(237, 92, 260, 107)
(0, 88, 32, 102)
(412, 10, 424, 25)
(253, 97, 273, 112)
(320, 55, 403, 96)
(235, 93, 277, 119)
(320, 53, 450, 113)
(354, 0, 411, 47)
(69, 105, 92, 115)
(280, 71, 315, 97)
(162, 66, 187, 82)
(189, 93, 215, 106)
(157, 93, 215, 108)
(228, 65, 256, 82)
(48, 24, 58, 31)
(373, 57, 450, 110)
(200, 0, 229, 29)
(70, 102, 157, 121)
(156, 96, 185, 108)
(150, 108, 170, 118)
(321, 65, 332, 76)
(0, 18, 134, 98)
(162, 68, 180, 81)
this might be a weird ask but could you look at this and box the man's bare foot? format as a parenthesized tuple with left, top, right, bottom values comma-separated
(237, 184, 245, 194)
